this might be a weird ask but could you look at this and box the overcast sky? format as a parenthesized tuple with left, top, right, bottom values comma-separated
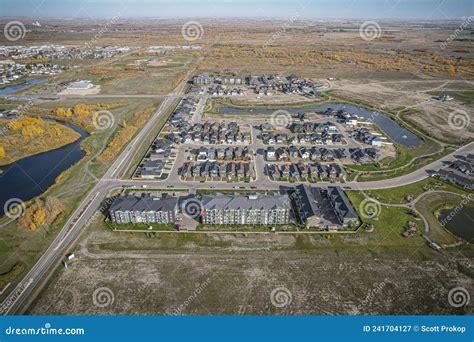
(0, 0, 472, 19)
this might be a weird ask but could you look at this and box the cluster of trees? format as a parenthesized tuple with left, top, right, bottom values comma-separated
(51, 103, 119, 130)
(202, 44, 470, 78)
(18, 197, 64, 231)
(97, 107, 154, 162)
(0, 115, 80, 166)
(8, 117, 46, 138)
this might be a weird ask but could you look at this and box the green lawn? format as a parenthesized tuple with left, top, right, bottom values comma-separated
(415, 192, 468, 245)
(364, 178, 470, 205)
(196, 224, 298, 232)
(346, 191, 426, 247)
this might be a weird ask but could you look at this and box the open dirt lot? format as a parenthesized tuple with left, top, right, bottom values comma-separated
(28, 215, 473, 315)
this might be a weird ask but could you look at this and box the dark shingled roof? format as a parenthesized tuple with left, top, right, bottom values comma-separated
(110, 194, 178, 213)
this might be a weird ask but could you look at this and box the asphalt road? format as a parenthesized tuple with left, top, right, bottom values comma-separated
(0, 94, 178, 315)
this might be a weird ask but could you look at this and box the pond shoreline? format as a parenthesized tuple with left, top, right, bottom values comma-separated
(0, 120, 88, 217)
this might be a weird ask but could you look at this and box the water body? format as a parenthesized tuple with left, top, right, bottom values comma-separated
(439, 207, 474, 243)
(0, 122, 87, 217)
(219, 103, 423, 148)
(0, 77, 48, 95)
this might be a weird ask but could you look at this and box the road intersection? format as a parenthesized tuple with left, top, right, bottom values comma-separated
(1, 85, 472, 315)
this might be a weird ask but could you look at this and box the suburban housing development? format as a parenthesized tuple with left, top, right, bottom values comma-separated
(0, 10, 472, 320)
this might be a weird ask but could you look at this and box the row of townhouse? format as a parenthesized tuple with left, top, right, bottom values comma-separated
(265, 146, 380, 163)
(168, 96, 199, 128)
(191, 121, 239, 134)
(294, 185, 359, 229)
(180, 161, 255, 179)
(168, 131, 250, 145)
(351, 128, 384, 147)
(194, 146, 251, 161)
(208, 86, 245, 96)
(262, 132, 343, 145)
(137, 138, 174, 179)
(433, 154, 474, 191)
(266, 162, 345, 180)
(288, 121, 338, 134)
(321, 108, 359, 125)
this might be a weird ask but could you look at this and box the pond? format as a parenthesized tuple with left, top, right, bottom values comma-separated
(219, 103, 423, 148)
(0, 77, 48, 95)
(439, 206, 474, 243)
(0, 122, 88, 217)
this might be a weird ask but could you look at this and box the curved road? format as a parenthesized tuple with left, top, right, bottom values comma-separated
(0, 94, 472, 314)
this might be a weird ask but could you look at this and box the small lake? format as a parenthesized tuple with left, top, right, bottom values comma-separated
(219, 103, 423, 148)
(0, 77, 48, 95)
(439, 207, 474, 243)
(0, 122, 87, 217)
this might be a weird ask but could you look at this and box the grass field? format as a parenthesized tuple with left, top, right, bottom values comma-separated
(0, 98, 162, 303)
(26, 210, 473, 315)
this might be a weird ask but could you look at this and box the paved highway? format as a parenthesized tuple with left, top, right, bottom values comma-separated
(0, 94, 178, 315)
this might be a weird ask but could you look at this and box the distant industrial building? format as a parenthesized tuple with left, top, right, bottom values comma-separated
(109, 194, 178, 224)
(67, 80, 93, 90)
(200, 193, 291, 225)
